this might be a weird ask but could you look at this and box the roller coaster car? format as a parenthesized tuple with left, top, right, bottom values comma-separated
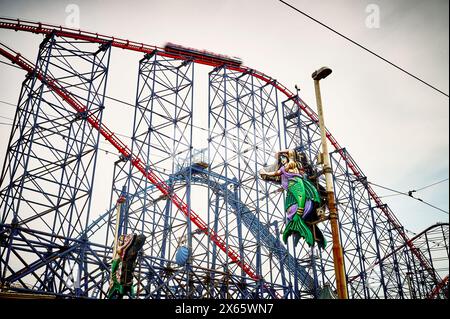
(164, 42, 243, 67)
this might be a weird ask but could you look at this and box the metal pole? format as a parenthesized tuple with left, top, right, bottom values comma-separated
(112, 194, 125, 260)
(312, 67, 348, 299)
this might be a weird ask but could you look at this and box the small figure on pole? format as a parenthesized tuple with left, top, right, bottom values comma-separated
(107, 233, 146, 299)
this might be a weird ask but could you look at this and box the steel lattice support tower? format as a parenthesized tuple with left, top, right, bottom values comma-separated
(281, 94, 443, 299)
(207, 66, 321, 298)
(0, 34, 111, 296)
(329, 148, 427, 299)
(105, 51, 197, 298)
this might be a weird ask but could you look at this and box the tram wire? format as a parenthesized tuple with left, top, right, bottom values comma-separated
(369, 181, 449, 215)
(278, 0, 449, 98)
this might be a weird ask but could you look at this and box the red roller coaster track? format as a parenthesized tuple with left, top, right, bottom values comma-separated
(428, 275, 448, 299)
(0, 17, 437, 289)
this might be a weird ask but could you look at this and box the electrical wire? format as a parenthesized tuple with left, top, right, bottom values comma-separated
(415, 178, 449, 192)
(0, 114, 14, 121)
(368, 181, 449, 215)
(377, 178, 449, 197)
(0, 99, 16, 107)
(378, 193, 402, 199)
(0, 59, 23, 70)
(278, 0, 449, 98)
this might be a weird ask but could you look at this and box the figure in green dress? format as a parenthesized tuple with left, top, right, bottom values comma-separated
(260, 150, 326, 249)
(107, 233, 146, 299)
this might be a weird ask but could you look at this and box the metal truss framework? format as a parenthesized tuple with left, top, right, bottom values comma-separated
(281, 96, 447, 299)
(379, 223, 449, 299)
(207, 67, 319, 298)
(106, 51, 198, 298)
(0, 25, 447, 299)
(0, 34, 111, 296)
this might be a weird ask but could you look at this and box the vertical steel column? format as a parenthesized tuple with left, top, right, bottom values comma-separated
(368, 202, 388, 299)
(374, 205, 404, 298)
(403, 247, 417, 298)
(387, 225, 404, 298)
(442, 224, 449, 259)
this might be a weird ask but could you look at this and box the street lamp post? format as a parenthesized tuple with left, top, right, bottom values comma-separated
(312, 67, 348, 299)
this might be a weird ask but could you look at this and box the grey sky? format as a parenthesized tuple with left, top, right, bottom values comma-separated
(0, 0, 448, 235)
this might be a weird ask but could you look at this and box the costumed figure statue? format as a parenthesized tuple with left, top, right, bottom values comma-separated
(260, 149, 326, 248)
(107, 233, 146, 299)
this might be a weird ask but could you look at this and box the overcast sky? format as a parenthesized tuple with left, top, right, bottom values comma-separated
(0, 0, 448, 235)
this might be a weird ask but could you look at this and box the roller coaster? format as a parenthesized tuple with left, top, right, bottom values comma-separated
(0, 17, 448, 299)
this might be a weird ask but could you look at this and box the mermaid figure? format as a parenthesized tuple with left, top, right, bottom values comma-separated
(260, 150, 326, 249)
(107, 233, 146, 299)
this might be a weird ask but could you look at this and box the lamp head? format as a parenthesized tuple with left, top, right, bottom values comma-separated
(312, 67, 332, 81)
